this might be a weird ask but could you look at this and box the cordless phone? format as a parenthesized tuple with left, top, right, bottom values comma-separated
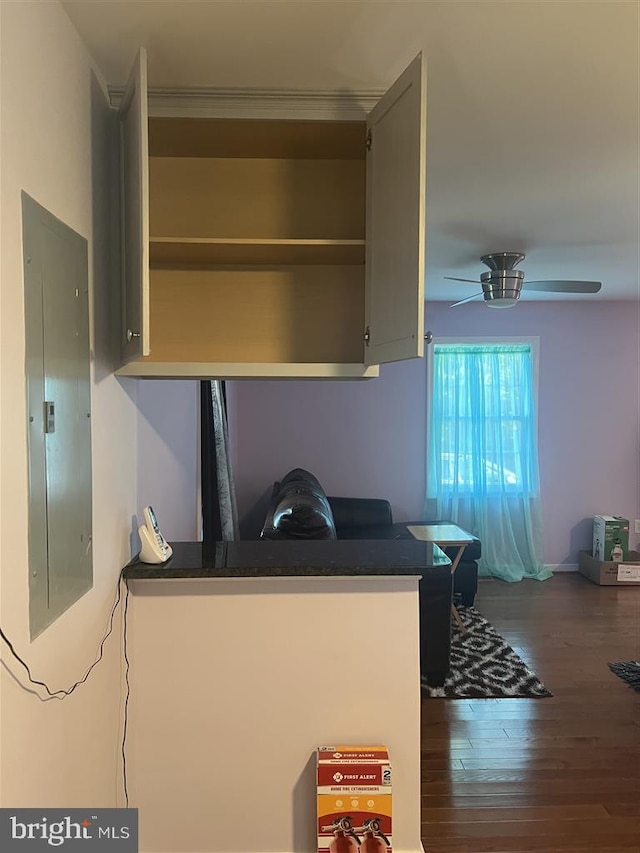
(138, 505, 173, 564)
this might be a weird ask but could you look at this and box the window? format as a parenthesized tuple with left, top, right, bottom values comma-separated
(428, 341, 539, 498)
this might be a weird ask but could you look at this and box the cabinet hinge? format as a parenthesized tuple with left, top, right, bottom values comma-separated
(364, 326, 371, 346)
(365, 130, 372, 151)
(44, 401, 55, 434)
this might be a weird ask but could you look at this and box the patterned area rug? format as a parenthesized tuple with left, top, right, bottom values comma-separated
(422, 605, 552, 699)
(608, 661, 640, 693)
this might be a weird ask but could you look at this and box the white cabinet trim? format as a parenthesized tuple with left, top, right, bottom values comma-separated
(109, 86, 383, 120)
(115, 362, 380, 380)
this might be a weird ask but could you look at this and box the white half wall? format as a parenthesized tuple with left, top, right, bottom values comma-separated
(127, 576, 423, 853)
(0, 0, 137, 806)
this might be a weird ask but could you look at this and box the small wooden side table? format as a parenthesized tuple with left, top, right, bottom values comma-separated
(406, 523, 476, 634)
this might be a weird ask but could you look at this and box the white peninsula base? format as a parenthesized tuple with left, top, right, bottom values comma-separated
(127, 575, 425, 853)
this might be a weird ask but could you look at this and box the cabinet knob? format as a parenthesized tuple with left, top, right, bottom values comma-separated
(127, 329, 141, 343)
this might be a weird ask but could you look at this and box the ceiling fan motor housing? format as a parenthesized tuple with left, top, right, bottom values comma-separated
(480, 269, 524, 306)
(478, 252, 526, 306)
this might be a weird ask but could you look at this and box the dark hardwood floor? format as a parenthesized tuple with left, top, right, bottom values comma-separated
(421, 573, 640, 852)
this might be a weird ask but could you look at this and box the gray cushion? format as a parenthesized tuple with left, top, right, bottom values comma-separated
(262, 468, 337, 540)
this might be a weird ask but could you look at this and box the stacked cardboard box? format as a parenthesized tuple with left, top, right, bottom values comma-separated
(592, 516, 629, 561)
(579, 550, 640, 586)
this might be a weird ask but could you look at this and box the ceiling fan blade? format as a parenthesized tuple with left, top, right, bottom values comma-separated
(449, 292, 484, 308)
(444, 276, 482, 284)
(523, 280, 602, 293)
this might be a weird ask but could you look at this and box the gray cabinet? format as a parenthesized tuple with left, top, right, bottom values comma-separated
(115, 50, 426, 379)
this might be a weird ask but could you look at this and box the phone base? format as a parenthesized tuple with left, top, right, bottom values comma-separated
(138, 524, 173, 564)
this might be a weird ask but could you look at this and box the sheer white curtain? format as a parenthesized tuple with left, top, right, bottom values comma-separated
(425, 341, 551, 582)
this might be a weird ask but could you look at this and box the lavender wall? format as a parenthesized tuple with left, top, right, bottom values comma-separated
(227, 356, 428, 535)
(228, 301, 640, 565)
(137, 380, 199, 541)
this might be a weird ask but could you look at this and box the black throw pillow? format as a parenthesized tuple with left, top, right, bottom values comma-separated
(267, 468, 337, 540)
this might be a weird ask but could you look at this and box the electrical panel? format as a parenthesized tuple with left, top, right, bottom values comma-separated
(22, 192, 93, 638)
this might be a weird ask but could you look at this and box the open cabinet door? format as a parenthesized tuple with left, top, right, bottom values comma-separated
(119, 47, 150, 363)
(364, 53, 426, 366)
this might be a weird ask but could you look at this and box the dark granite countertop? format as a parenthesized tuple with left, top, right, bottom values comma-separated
(123, 540, 451, 580)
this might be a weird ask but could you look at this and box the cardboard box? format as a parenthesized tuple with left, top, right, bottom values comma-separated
(592, 516, 629, 561)
(579, 550, 640, 586)
(317, 746, 392, 853)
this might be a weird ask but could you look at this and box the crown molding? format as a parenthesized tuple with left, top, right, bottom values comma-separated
(108, 86, 383, 120)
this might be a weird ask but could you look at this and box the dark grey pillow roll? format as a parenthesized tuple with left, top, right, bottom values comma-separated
(267, 468, 337, 540)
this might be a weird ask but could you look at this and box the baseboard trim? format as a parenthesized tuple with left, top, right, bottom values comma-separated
(142, 849, 425, 853)
(549, 564, 579, 573)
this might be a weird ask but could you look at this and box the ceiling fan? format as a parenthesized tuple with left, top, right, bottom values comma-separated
(446, 252, 602, 308)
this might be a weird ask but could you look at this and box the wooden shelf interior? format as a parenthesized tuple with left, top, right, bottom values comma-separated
(149, 117, 367, 160)
(144, 267, 365, 364)
(149, 156, 365, 241)
(145, 118, 368, 367)
(149, 238, 365, 267)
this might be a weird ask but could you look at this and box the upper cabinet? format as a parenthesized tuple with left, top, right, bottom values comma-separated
(115, 51, 426, 379)
(365, 55, 425, 366)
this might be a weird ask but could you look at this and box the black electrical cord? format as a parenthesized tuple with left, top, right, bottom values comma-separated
(0, 569, 131, 803)
(0, 571, 125, 697)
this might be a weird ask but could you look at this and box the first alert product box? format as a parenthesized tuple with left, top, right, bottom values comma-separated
(579, 550, 640, 586)
(317, 746, 392, 853)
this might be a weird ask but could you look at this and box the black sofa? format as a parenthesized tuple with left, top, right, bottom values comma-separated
(331, 499, 481, 608)
(261, 468, 480, 607)
(260, 468, 473, 686)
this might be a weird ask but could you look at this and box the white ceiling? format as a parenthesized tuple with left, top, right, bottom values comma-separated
(62, 0, 640, 302)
